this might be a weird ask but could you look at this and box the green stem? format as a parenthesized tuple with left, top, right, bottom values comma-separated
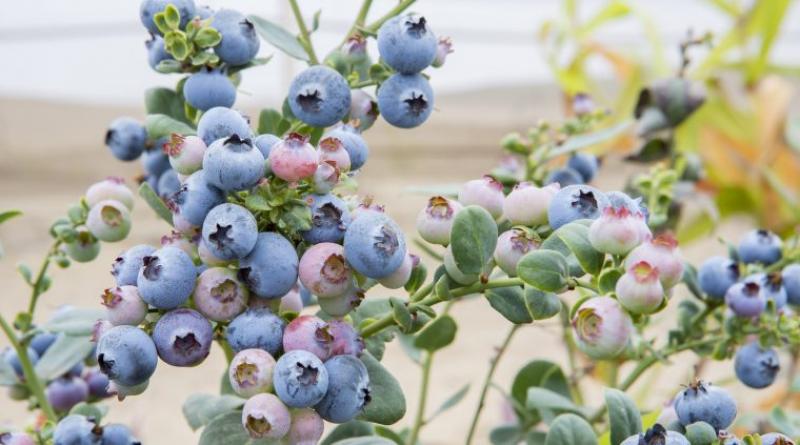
(410, 282, 435, 303)
(287, 0, 319, 64)
(26, 241, 61, 321)
(341, 0, 374, 44)
(571, 278, 598, 293)
(219, 339, 235, 363)
(364, 0, 417, 33)
(559, 301, 584, 405)
(0, 314, 57, 422)
(465, 324, 520, 445)
(350, 79, 379, 89)
(407, 350, 434, 445)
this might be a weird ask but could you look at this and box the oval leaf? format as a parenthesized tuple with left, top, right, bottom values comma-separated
(321, 421, 374, 445)
(450, 206, 498, 275)
(555, 222, 604, 276)
(332, 438, 396, 445)
(413, 315, 457, 351)
(510, 360, 571, 423)
(145, 87, 187, 123)
(526, 387, 585, 417)
(145, 113, 196, 139)
(199, 411, 277, 445)
(138, 182, 174, 224)
(525, 287, 561, 320)
(183, 393, 246, 431)
(604, 388, 641, 445)
(35, 335, 94, 380)
(545, 414, 598, 445)
(517, 250, 569, 292)
(486, 286, 533, 324)
(359, 352, 406, 425)
(42, 308, 105, 336)
(247, 15, 309, 61)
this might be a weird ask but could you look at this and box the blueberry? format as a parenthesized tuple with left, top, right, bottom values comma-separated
(545, 167, 584, 187)
(444, 244, 479, 285)
(201, 203, 258, 260)
(145, 35, 172, 71)
(620, 424, 689, 445)
(378, 253, 415, 289)
(86, 177, 134, 211)
(46, 376, 89, 412)
(238, 232, 299, 299)
(738, 229, 782, 265)
(760, 433, 795, 445)
(349, 88, 379, 131)
(101, 286, 147, 326)
(288, 66, 351, 127)
(286, 408, 324, 445)
(165, 134, 207, 175)
(323, 124, 368, 170)
(502, 182, 557, 226)
(734, 341, 779, 389)
(241, 393, 291, 440)
(673, 381, 737, 431)
(105, 117, 146, 161)
(211, 9, 260, 66)
(156, 169, 181, 199)
(298, 243, 353, 298)
(202, 135, 264, 191)
(698, 256, 739, 300)
(783, 264, 800, 305)
(751, 272, 788, 309)
(111, 245, 156, 287)
(86, 200, 132, 243)
(84, 367, 110, 399)
(328, 319, 365, 357)
(273, 350, 329, 408)
(269, 133, 319, 182)
(377, 72, 434, 128)
(317, 287, 364, 318)
(196, 107, 253, 146)
(313, 161, 341, 194)
(53, 414, 100, 445)
(100, 424, 139, 445)
(253, 134, 281, 159)
(458, 176, 505, 220)
(29, 332, 58, 356)
(141, 145, 171, 179)
(140, 0, 196, 34)
(567, 153, 600, 182)
(167, 169, 226, 226)
(96, 325, 157, 387)
(0, 432, 35, 445)
(314, 355, 371, 423)
(571, 296, 632, 360)
(725, 281, 766, 318)
(301, 193, 352, 244)
(547, 184, 610, 230)
(3, 348, 39, 379)
(377, 14, 437, 74)
(194, 267, 248, 321)
(344, 210, 406, 279)
(494, 229, 539, 277)
(184, 67, 236, 111)
(283, 315, 332, 361)
(228, 348, 276, 397)
(152, 308, 212, 367)
(317, 136, 352, 172)
(136, 246, 197, 310)
(278, 286, 303, 314)
(226, 308, 285, 355)
(624, 234, 684, 289)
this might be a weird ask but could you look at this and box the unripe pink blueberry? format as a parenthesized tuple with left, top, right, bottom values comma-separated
(193, 267, 248, 322)
(615, 261, 664, 314)
(313, 160, 341, 194)
(228, 348, 276, 397)
(624, 233, 684, 289)
(443, 245, 479, 285)
(298, 243, 353, 298)
(164, 134, 207, 175)
(286, 408, 324, 445)
(160, 230, 197, 257)
(502, 182, 558, 226)
(86, 177, 134, 210)
(458, 176, 505, 220)
(279, 286, 304, 315)
(431, 36, 454, 68)
(198, 239, 231, 267)
(328, 319, 364, 357)
(572, 296, 633, 360)
(494, 229, 539, 277)
(242, 393, 291, 440)
(283, 315, 332, 361)
(589, 206, 650, 255)
(91, 319, 113, 343)
(318, 137, 351, 172)
(416, 196, 463, 246)
(378, 253, 416, 289)
(270, 133, 319, 182)
(172, 213, 200, 237)
(318, 287, 364, 318)
(349, 89, 378, 131)
(101, 286, 147, 326)
(86, 200, 131, 242)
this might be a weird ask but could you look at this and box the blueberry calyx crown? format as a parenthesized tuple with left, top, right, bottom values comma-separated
(223, 133, 253, 148)
(209, 223, 234, 250)
(404, 92, 429, 116)
(141, 255, 162, 281)
(374, 225, 400, 255)
(286, 132, 311, 146)
(404, 16, 428, 37)
(295, 362, 320, 385)
(211, 279, 239, 303)
(297, 88, 323, 112)
(426, 196, 454, 219)
(173, 333, 202, 356)
(637, 423, 667, 445)
(313, 203, 345, 229)
(743, 282, 760, 297)
(571, 190, 599, 216)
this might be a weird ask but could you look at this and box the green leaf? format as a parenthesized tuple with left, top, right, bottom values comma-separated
(227, 56, 273, 76)
(69, 403, 107, 422)
(321, 421, 374, 445)
(526, 387, 585, 417)
(604, 388, 641, 445)
(769, 406, 800, 437)
(257, 109, 284, 136)
(517, 250, 569, 292)
(183, 394, 246, 431)
(684, 421, 716, 445)
(427, 384, 470, 422)
(163, 4, 181, 30)
(331, 438, 396, 445)
(145, 88, 188, 124)
(153, 12, 171, 35)
(247, 15, 310, 61)
(598, 268, 622, 295)
(510, 360, 571, 423)
(359, 352, 406, 425)
(450, 206, 498, 275)
(199, 411, 276, 445)
(35, 334, 95, 380)
(156, 59, 184, 74)
(540, 232, 584, 277)
(489, 425, 523, 445)
(413, 315, 457, 351)
(138, 182, 174, 224)
(194, 27, 222, 48)
(525, 287, 561, 320)
(145, 113, 196, 139)
(0, 355, 19, 385)
(485, 286, 534, 324)
(554, 221, 604, 275)
(546, 121, 632, 160)
(164, 31, 190, 61)
(16, 263, 32, 284)
(42, 308, 105, 336)
(0, 210, 22, 226)
(389, 298, 412, 333)
(545, 414, 597, 445)
(310, 10, 322, 33)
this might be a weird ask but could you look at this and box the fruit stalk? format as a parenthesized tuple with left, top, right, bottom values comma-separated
(287, 0, 319, 64)
(340, 0, 374, 45)
(406, 350, 434, 445)
(364, 0, 416, 34)
(26, 240, 62, 321)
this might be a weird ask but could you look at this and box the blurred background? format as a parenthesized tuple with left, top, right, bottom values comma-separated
(2, 0, 800, 443)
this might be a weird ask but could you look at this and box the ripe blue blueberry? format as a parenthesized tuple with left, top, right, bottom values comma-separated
(196, 106, 253, 146)
(53, 415, 100, 445)
(238, 232, 299, 299)
(101, 424, 139, 445)
(344, 209, 407, 279)
(253, 134, 281, 159)
(141, 145, 171, 179)
(46, 376, 89, 412)
(139, 0, 196, 34)
(620, 424, 689, 445)
(302, 193, 352, 244)
(136, 246, 197, 309)
(783, 264, 800, 305)
(323, 125, 369, 170)
(750, 272, 788, 309)
(212, 9, 260, 66)
(547, 184, 610, 230)
(738, 229, 782, 265)
(377, 14, 437, 74)
(156, 169, 181, 199)
(145, 35, 172, 71)
(84, 367, 110, 399)
(29, 332, 57, 356)
(734, 341, 779, 389)
(273, 350, 329, 408)
(697, 256, 739, 300)
(112, 245, 156, 287)
(184, 68, 236, 111)
(201, 203, 258, 260)
(226, 308, 285, 355)
(105, 117, 147, 161)
(288, 66, 351, 127)
(377, 73, 434, 129)
(96, 325, 157, 387)
(314, 355, 371, 423)
(545, 167, 584, 187)
(673, 381, 737, 431)
(725, 281, 766, 318)
(168, 169, 226, 227)
(3, 348, 39, 379)
(567, 153, 600, 183)
(152, 308, 213, 367)
(202, 134, 264, 191)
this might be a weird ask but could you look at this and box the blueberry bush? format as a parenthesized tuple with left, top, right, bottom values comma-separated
(2, 1, 800, 445)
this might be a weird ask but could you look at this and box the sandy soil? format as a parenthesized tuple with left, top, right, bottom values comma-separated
(0, 92, 780, 444)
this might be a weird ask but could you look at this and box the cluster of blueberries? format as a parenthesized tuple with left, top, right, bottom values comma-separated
(546, 152, 601, 188)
